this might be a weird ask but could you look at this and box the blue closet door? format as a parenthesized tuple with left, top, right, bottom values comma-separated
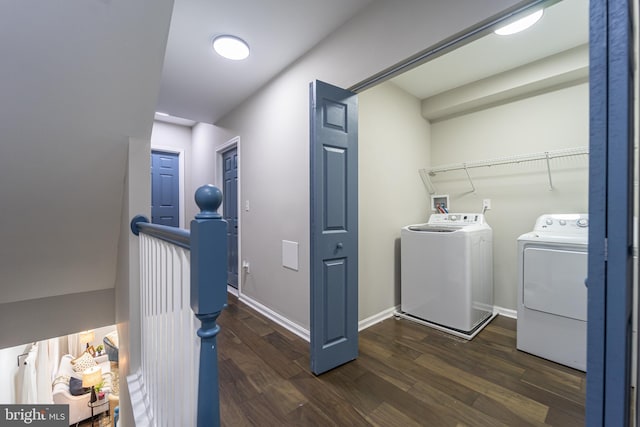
(309, 80, 358, 375)
(151, 151, 179, 227)
(586, 0, 634, 425)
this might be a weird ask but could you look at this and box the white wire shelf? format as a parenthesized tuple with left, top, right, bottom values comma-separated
(419, 146, 589, 194)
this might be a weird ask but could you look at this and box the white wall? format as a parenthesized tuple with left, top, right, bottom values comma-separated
(358, 82, 431, 319)
(115, 136, 151, 427)
(216, 76, 311, 327)
(191, 122, 231, 221)
(213, 0, 523, 330)
(429, 82, 589, 310)
(0, 343, 30, 404)
(0, 291, 115, 350)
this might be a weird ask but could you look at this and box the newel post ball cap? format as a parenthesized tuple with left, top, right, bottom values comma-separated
(195, 184, 222, 219)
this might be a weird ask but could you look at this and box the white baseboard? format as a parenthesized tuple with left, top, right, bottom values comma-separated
(234, 293, 400, 339)
(237, 292, 310, 342)
(359, 305, 400, 331)
(493, 305, 518, 319)
(231, 293, 517, 345)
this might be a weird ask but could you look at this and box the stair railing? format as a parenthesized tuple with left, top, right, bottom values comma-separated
(130, 184, 227, 427)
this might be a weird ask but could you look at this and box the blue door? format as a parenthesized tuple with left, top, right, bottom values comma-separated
(223, 148, 238, 288)
(309, 80, 358, 375)
(586, 0, 634, 424)
(151, 151, 179, 227)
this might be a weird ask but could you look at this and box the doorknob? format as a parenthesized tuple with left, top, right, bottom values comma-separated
(336, 242, 343, 249)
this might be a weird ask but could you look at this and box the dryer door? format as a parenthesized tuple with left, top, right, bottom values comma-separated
(523, 247, 587, 321)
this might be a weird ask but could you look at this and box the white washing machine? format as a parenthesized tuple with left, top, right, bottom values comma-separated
(399, 213, 494, 339)
(517, 213, 588, 371)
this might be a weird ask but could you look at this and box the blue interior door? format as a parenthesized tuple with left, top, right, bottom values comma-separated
(586, 0, 634, 425)
(151, 151, 179, 227)
(223, 148, 238, 288)
(309, 80, 358, 375)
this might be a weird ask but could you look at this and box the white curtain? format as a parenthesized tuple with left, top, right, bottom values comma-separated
(35, 341, 53, 403)
(16, 340, 61, 405)
(18, 345, 37, 404)
(67, 333, 81, 357)
(47, 336, 67, 382)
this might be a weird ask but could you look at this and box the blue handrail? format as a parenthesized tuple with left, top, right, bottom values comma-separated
(130, 216, 191, 249)
(130, 184, 227, 427)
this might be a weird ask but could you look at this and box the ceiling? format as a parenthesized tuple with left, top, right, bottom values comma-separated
(155, 0, 588, 126)
(156, 0, 374, 124)
(391, 0, 589, 100)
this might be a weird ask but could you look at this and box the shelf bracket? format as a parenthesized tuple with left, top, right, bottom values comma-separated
(463, 163, 476, 193)
(419, 169, 436, 195)
(545, 151, 554, 190)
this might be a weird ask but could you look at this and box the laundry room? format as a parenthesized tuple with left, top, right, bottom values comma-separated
(358, 0, 588, 326)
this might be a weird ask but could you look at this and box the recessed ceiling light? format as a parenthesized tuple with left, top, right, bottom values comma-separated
(212, 35, 250, 60)
(494, 9, 544, 36)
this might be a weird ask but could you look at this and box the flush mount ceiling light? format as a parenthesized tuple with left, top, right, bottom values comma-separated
(212, 35, 250, 60)
(494, 9, 544, 35)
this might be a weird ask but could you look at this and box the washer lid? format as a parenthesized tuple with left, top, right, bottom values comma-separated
(408, 224, 462, 233)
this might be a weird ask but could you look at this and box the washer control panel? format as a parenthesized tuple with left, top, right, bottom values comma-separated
(428, 213, 486, 225)
(533, 214, 589, 234)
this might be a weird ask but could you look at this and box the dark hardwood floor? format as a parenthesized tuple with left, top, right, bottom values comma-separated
(218, 295, 585, 426)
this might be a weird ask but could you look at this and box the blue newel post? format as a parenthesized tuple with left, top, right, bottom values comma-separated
(190, 184, 228, 427)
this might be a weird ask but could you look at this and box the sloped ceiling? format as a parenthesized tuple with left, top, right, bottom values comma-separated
(0, 0, 584, 317)
(0, 0, 174, 304)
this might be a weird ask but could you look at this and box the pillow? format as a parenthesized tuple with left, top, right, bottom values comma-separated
(69, 377, 90, 396)
(71, 352, 97, 373)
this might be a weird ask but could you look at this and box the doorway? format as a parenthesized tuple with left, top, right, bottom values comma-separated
(223, 148, 238, 288)
(356, 0, 591, 416)
(217, 137, 240, 290)
(151, 150, 180, 227)
(354, 0, 635, 422)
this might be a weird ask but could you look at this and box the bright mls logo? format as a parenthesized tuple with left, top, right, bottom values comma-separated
(0, 405, 67, 426)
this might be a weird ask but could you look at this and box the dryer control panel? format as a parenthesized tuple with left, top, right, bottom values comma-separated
(428, 213, 486, 225)
(533, 214, 588, 234)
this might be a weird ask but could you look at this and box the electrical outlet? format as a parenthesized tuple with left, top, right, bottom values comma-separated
(245, 200, 250, 211)
(483, 199, 491, 211)
(242, 260, 250, 274)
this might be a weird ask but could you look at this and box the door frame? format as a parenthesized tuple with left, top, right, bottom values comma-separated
(216, 136, 242, 294)
(150, 146, 185, 228)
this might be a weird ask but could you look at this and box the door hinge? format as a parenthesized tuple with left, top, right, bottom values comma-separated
(604, 238, 608, 261)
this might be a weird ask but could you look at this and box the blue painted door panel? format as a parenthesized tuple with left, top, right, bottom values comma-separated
(151, 151, 179, 227)
(223, 148, 238, 288)
(309, 80, 358, 375)
(586, 0, 634, 425)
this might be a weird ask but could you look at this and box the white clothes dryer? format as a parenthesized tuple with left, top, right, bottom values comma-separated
(399, 213, 494, 339)
(517, 213, 588, 371)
